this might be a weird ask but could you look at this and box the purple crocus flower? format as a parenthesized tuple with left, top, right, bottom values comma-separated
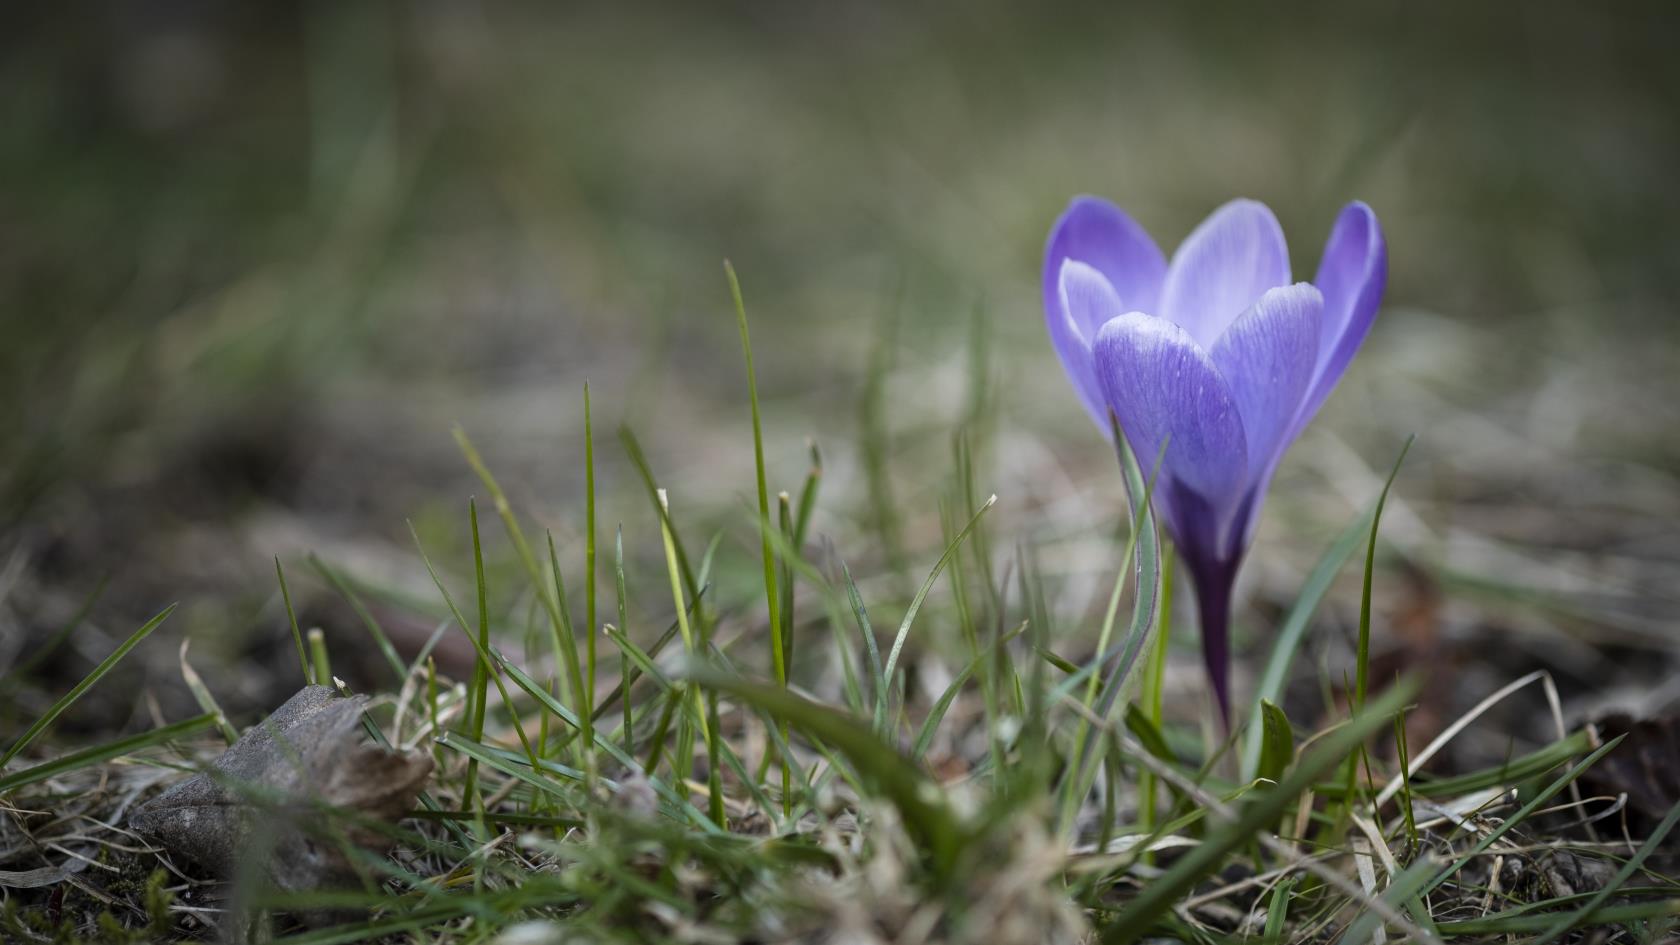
(1044, 197, 1386, 722)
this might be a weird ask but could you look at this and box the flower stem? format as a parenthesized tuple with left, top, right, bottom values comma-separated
(1191, 559, 1236, 728)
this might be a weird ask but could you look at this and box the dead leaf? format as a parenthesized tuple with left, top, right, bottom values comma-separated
(129, 685, 432, 899)
(1581, 711, 1680, 827)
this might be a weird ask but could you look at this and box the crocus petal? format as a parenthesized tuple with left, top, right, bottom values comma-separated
(1158, 199, 1291, 350)
(1093, 313, 1249, 550)
(1210, 283, 1323, 479)
(1211, 284, 1323, 551)
(1299, 201, 1386, 427)
(1050, 260, 1126, 424)
(1059, 261, 1125, 349)
(1043, 195, 1167, 332)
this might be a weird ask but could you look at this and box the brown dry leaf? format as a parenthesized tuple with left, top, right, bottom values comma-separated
(1582, 712, 1680, 828)
(129, 685, 432, 897)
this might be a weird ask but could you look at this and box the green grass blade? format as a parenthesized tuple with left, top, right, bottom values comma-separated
(1262, 875, 1299, 945)
(1241, 507, 1377, 778)
(454, 426, 585, 722)
(776, 490, 796, 677)
(1321, 729, 1593, 799)
(409, 521, 544, 795)
(178, 640, 238, 744)
(554, 603, 695, 755)
(775, 489, 795, 816)
(1138, 548, 1173, 845)
(407, 809, 585, 831)
(911, 661, 979, 763)
(616, 525, 632, 749)
(618, 424, 699, 602)
(1, 602, 177, 770)
(1256, 699, 1295, 783)
(880, 493, 997, 715)
(654, 489, 711, 816)
(308, 627, 332, 685)
(437, 732, 588, 802)
(584, 381, 598, 713)
(0, 713, 216, 794)
(832, 608, 868, 716)
(274, 558, 311, 685)
(1061, 428, 1162, 832)
(793, 440, 822, 547)
(1434, 899, 1680, 936)
(271, 902, 482, 945)
(495, 651, 723, 834)
(911, 621, 1027, 762)
(725, 260, 783, 690)
(1354, 434, 1414, 712)
(603, 622, 673, 689)
(1394, 706, 1418, 851)
(839, 559, 888, 732)
(464, 500, 491, 810)
(1097, 426, 1164, 697)
(546, 530, 590, 766)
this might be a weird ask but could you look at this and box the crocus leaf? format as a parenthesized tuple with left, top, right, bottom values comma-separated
(1122, 703, 1187, 809)
(1101, 676, 1420, 944)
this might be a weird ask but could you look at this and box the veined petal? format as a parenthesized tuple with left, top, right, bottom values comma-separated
(1210, 283, 1322, 478)
(1044, 195, 1167, 320)
(1049, 261, 1126, 424)
(1093, 313, 1249, 547)
(1059, 260, 1125, 349)
(1159, 199, 1291, 350)
(1299, 201, 1386, 428)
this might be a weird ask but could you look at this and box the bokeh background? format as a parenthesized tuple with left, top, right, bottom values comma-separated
(5, 2, 1679, 749)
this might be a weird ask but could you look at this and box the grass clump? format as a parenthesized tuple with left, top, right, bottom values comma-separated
(1, 273, 1674, 945)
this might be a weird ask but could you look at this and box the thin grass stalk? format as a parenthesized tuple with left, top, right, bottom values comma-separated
(615, 526, 632, 753)
(0, 601, 177, 771)
(1139, 548, 1174, 858)
(1354, 435, 1414, 711)
(546, 532, 591, 778)
(583, 382, 599, 750)
(274, 559, 311, 684)
(657, 488, 717, 823)
(776, 490, 795, 816)
(463, 500, 490, 813)
(725, 261, 783, 688)
(308, 627, 331, 686)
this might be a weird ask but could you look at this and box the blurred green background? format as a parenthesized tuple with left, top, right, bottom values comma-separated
(4, 2, 1678, 732)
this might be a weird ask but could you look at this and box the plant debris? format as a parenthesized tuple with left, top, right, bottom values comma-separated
(1583, 711, 1680, 837)
(128, 686, 431, 903)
